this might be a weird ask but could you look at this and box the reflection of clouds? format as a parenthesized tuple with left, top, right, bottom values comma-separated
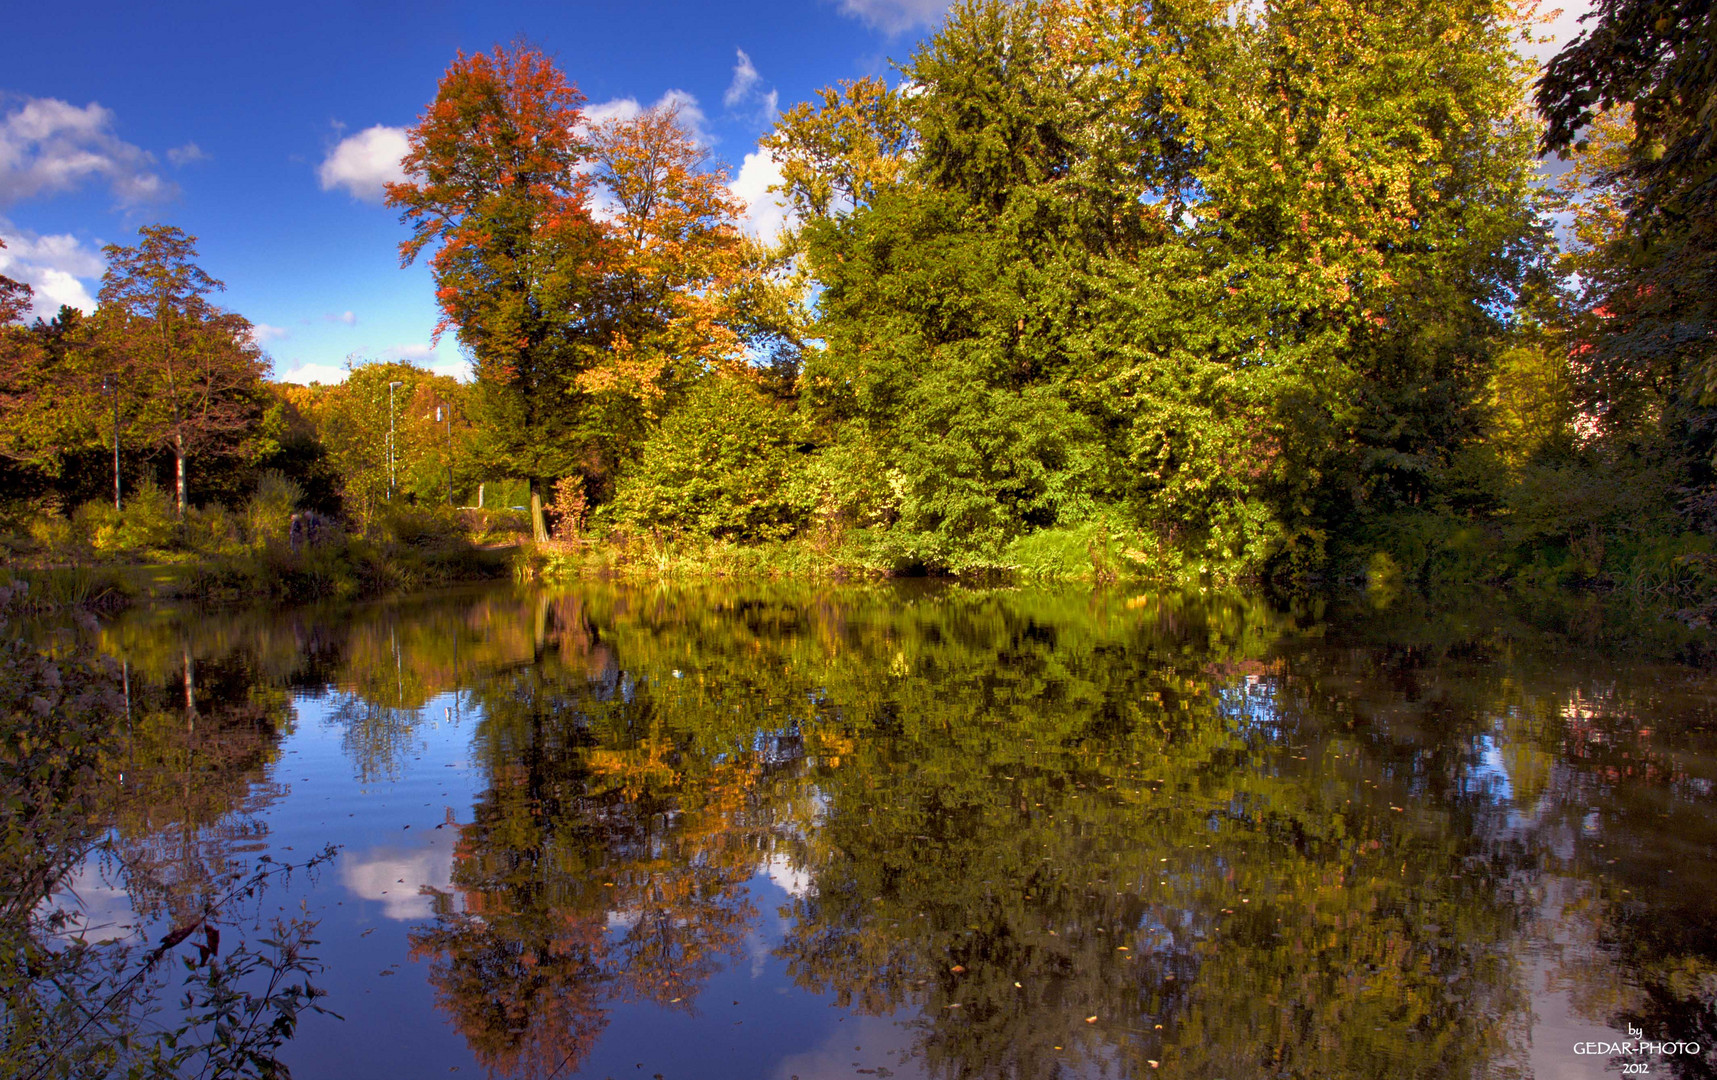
(773, 1013, 928, 1080)
(340, 832, 460, 921)
(41, 859, 141, 941)
(764, 853, 810, 899)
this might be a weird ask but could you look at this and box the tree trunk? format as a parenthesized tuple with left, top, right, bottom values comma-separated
(530, 491, 549, 544)
(175, 432, 187, 518)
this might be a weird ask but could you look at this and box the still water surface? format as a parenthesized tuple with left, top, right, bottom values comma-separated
(62, 584, 1717, 1078)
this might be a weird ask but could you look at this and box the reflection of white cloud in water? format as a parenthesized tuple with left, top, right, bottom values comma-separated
(765, 853, 810, 898)
(773, 1013, 928, 1080)
(748, 854, 810, 976)
(42, 859, 141, 941)
(340, 832, 459, 921)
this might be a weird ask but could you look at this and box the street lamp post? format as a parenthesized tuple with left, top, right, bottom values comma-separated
(105, 374, 121, 511)
(435, 404, 453, 506)
(387, 380, 403, 500)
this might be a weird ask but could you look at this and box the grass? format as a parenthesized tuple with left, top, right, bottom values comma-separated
(522, 530, 889, 584)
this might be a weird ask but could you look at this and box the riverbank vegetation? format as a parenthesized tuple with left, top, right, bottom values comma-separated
(2, 0, 1714, 610)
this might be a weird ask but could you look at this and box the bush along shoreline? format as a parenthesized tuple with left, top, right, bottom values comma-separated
(2, 472, 518, 608)
(513, 517, 1717, 632)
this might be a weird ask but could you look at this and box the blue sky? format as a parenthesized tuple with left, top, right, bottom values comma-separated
(2, 0, 1589, 385)
(0, 0, 950, 383)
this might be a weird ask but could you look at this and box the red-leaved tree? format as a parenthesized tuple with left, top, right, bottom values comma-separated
(386, 42, 604, 490)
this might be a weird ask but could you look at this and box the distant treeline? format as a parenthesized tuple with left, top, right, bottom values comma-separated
(2, 0, 1714, 601)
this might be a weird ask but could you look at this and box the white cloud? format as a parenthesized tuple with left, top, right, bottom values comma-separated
(729, 146, 794, 242)
(659, 90, 712, 145)
(166, 142, 208, 167)
(276, 343, 470, 385)
(316, 124, 409, 203)
(835, 0, 949, 34)
(722, 51, 780, 126)
(249, 322, 289, 346)
(725, 50, 763, 109)
(764, 852, 810, 898)
(323, 310, 357, 326)
(275, 362, 348, 385)
(40, 860, 140, 942)
(0, 97, 172, 207)
(582, 97, 644, 128)
(0, 222, 104, 320)
(583, 89, 713, 147)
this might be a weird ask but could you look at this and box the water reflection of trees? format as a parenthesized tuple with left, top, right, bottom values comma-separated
(80, 584, 1717, 1079)
(93, 645, 291, 925)
(407, 595, 811, 1079)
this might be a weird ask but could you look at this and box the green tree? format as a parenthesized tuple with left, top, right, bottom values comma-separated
(307, 360, 465, 529)
(610, 375, 810, 541)
(98, 225, 265, 518)
(1536, 2, 1717, 530)
(776, 0, 1548, 577)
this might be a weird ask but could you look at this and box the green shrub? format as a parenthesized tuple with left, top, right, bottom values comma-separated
(185, 503, 243, 556)
(372, 502, 466, 549)
(1001, 522, 1124, 580)
(245, 470, 303, 547)
(121, 480, 179, 551)
(71, 501, 122, 556)
(612, 377, 812, 542)
(789, 431, 898, 535)
(461, 507, 529, 545)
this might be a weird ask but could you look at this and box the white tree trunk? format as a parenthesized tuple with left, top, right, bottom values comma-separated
(175, 431, 187, 519)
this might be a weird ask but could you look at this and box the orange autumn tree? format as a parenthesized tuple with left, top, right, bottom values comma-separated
(386, 42, 604, 491)
(578, 102, 755, 474)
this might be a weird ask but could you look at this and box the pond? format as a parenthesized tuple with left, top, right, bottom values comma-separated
(30, 583, 1717, 1078)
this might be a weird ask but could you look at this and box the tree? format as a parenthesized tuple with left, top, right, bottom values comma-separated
(303, 360, 466, 530)
(1537, 0, 1715, 167)
(610, 375, 810, 541)
(0, 252, 57, 479)
(386, 42, 603, 493)
(761, 76, 913, 223)
(0, 247, 107, 493)
(576, 102, 756, 483)
(0, 239, 30, 326)
(1538, 2, 1717, 518)
(776, 0, 1547, 576)
(98, 225, 265, 517)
